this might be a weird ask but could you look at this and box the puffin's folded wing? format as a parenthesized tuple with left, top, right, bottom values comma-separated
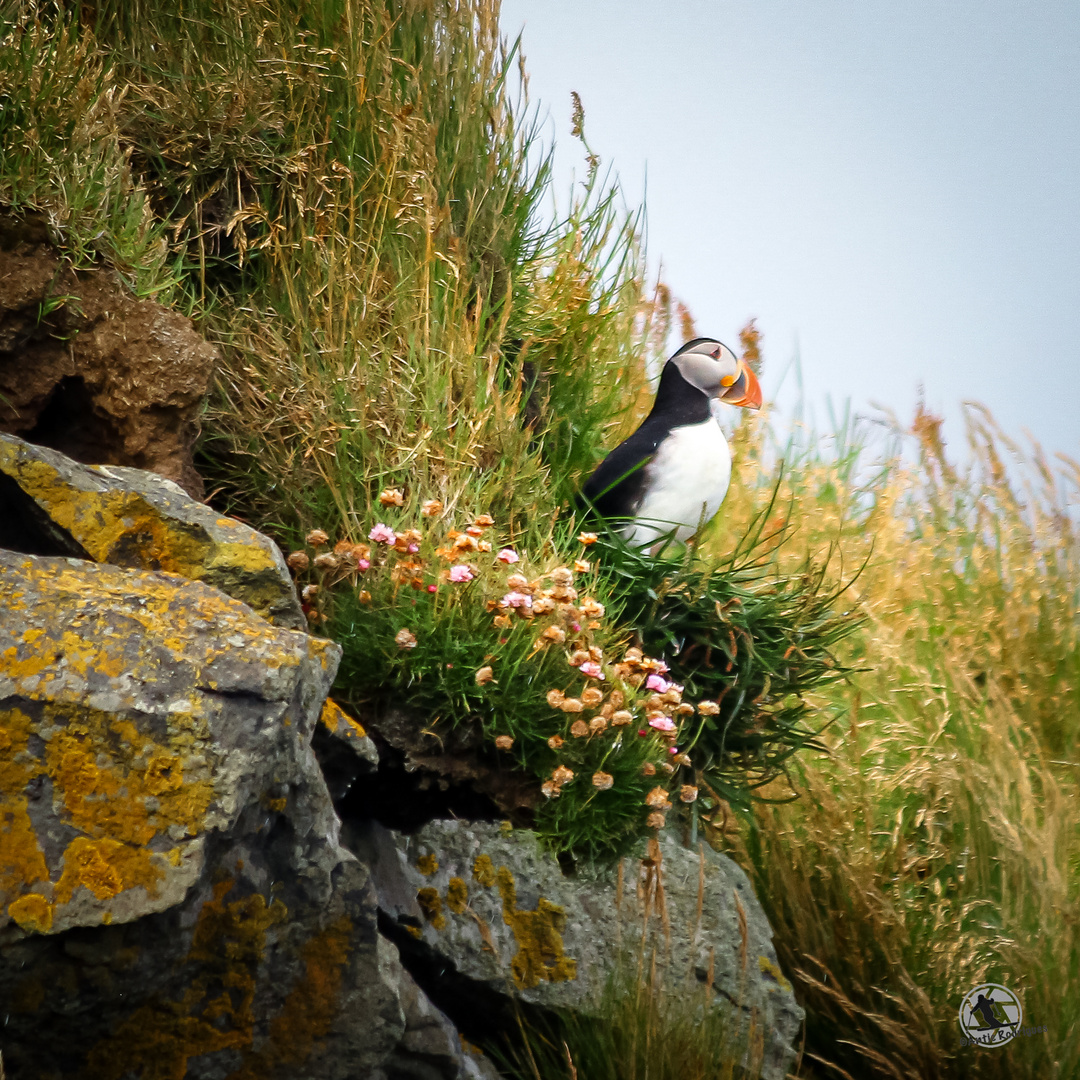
(579, 424, 664, 522)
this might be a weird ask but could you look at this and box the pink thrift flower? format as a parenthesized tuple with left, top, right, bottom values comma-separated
(449, 564, 475, 583)
(653, 659, 670, 675)
(648, 716, 676, 732)
(496, 548, 519, 564)
(501, 591, 532, 609)
(571, 622, 582, 633)
(408, 543, 419, 553)
(579, 661, 604, 679)
(369, 523, 396, 545)
(358, 558, 371, 571)
(427, 584, 437, 593)
(645, 674, 671, 693)
(669, 746, 679, 755)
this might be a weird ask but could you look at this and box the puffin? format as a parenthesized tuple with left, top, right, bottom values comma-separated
(579, 337, 762, 548)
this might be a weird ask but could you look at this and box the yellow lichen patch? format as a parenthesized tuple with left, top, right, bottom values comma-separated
(495, 866, 577, 990)
(472, 854, 496, 888)
(0, 708, 50, 909)
(43, 706, 214, 860)
(8, 893, 54, 933)
(227, 916, 353, 1078)
(446, 876, 468, 915)
(320, 697, 365, 739)
(416, 853, 438, 876)
(54, 837, 164, 905)
(83, 878, 287, 1079)
(417, 886, 446, 930)
(758, 955, 792, 993)
(0, 443, 294, 623)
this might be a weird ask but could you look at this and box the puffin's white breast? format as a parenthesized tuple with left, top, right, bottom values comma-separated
(622, 415, 732, 547)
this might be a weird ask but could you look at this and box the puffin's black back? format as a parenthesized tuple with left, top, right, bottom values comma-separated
(579, 358, 712, 521)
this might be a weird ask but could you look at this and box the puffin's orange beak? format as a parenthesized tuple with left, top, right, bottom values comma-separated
(721, 362, 763, 410)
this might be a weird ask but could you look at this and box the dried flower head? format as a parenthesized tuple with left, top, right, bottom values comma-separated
(421, 499, 443, 517)
(541, 780, 560, 799)
(452, 533, 479, 553)
(546, 689, 565, 708)
(358, 589, 372, 604)
(475, 666, 495, 685)
(560, 698, 584, 714)
(611, 710, 633, 727)
(301, 584, 319, 602)
(592, 771, 614, 791)
(679, 785, 699, 803)
(306, 529, 330, 547)
(313, 552, 340, 571)
(580, 598, 605, 618)
(506, 574, 531, 592)
(673, 753, 693, 767)
(645, 787, 672, 810)
(646, 811, 667, 830)
(547, 734, 564, 750)
(589, 716, 607, 734)
(474, 514, 495, 528)
(492, 614, 513, 629)
(496, 548, 519, 564)
(676, 703, 696, 717)
(642, 762, 657, 776)
(542, 625, 566, 643)
(573, 559, 591, 573)
(465, 525, 484, 538)
(395, 628, 418, 649)
(532, 597, 556, 615)
(577, 532, 598, 546)
(551, 567, 574, 587)
(552, 765, 575, 786)
(379, 488, 405, 507)
(287, 551, 310, 572)
(570, 719, 589, 738)
(495, 735, 514, 750)
(698, 700, 721, 716)
(581, 687, 604, 708)
(569, 649, 590, 667)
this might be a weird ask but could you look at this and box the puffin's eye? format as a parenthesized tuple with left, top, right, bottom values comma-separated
(711, 347, 721, 358)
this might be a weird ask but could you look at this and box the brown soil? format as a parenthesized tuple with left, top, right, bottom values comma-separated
(0, 211, 217, 497)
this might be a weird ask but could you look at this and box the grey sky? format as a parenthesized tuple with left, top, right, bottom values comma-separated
(500, 0, 1080, 461)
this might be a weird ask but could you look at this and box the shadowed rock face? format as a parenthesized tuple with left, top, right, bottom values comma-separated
(0, 211, 216, 498)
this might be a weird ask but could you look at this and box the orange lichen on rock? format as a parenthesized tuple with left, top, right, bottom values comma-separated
(83, 878, 287, 1079)
(446, 876, 468, 915)
(0, 435, 303, 628)
(228, 916, 353, 1078)
(0, 708, 50, 918)
(495, 866, 577, 989)
(472, 854, 496, 888)
(417, 886, 446, 930)
(320, 697, 365, 739)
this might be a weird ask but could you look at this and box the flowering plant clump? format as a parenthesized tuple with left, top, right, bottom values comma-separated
(283, 500, 743, 859)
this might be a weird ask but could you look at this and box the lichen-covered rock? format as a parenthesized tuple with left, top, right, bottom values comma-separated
(0, 212, 216, 497)
(0, 432, 304, 629)
(0, 549, 411, 1077)
(373, 820, 804, 1080)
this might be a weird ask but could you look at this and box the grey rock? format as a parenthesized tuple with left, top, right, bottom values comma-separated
(0, 550, 408, 1078)
(377, 819, 804, 1080)
(0, 431, 305, 629)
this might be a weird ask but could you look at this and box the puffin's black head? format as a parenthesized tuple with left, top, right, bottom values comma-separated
(653, 338, 763, 416)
